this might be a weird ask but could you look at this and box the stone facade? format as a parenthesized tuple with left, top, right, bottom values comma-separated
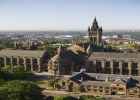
(55, 72, 140, 98)
(87, 17, 102, 46)
(87, 52, 140, 76)
(0, 50, 46, 72)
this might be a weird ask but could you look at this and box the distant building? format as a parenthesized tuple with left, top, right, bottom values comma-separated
(112, 34, 122, 39)
(122, 34, 133, 40)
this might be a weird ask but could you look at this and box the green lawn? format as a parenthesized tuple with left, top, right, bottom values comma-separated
(34, 79, 55, 90)
(110, 44, 140, 50)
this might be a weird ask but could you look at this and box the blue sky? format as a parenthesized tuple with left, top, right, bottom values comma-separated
(0, 0, 140, 30)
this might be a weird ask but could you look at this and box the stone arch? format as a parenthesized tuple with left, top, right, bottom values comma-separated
(90, 37, 93, 41)
(94, 37, 97, 42)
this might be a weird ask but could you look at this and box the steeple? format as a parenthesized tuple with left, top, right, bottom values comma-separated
(88, 26, 90, 31)
(92, 17, 98, 29)
(94, 17, 97, 23)
(57, 45, 63, 53)
(87, 17, 102, 46)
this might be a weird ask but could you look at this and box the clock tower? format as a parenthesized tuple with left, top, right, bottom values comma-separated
(87, 17, 102, 46)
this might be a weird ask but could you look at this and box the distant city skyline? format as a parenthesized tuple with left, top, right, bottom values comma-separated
(0, 0, 140, 31)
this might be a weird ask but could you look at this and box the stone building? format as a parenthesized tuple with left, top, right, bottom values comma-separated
(14, 42, 37, 50)
(47, 18, 140, 75)
(55, 72, 140, 98)
(46, 45, 86, 75)
(68, 18, 112, 53)
(0, 50, 47, 72)
(87, 52, 140, 76)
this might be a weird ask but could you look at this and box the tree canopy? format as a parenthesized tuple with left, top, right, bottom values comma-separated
(0, 41, 14, 49)
(54, 96, 78, 100)
(1, 65, 33, 80)
(0, 80, 46, 100)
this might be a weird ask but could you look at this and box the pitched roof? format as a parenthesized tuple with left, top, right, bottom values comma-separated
(112, 79, 126, 84)
(51, 50, 77, 61)
(0, 50, 45, 58)
(82, 81, 110, 87)
(88, 52, 140, 62)
(69, 72, 94, 83)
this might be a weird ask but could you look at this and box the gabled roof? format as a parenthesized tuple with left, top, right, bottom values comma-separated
(113, 79, 126, 84)
(51, 50, 77, 61)
(69, 72, 94, 83)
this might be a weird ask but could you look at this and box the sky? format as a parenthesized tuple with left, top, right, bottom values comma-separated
(0, 0, 140, 31)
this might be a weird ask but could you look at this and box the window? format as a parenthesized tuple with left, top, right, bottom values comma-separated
(70, 82, 73, 86)
(7, 58, 10, 62)
(54, 61, 58, 64)
(89, 61, 93, 66)
(133, 62, 138, 68)
(106, 62, 110, 67)
(113, 87, 117, 89)
(134, 90, 137, 93)
(94, 89, 97, 92)
(105, 87, 109, 89)
(34, 59, 37, 63)
(119, 88, 123, 90)
(99, 86, 103, 89)
(62, 82, 65, 86)
(106, 90, 109, 93)
(1, 58, 4, 62)
(115, 62, 119, 67)
(123, 62, 128, 68)
(87, 85, 91, 91)
(97, 61, 101, 67)
(100, 90, 103, 92)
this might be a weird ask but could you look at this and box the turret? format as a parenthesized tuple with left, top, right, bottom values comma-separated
(88, 26, 90, 32)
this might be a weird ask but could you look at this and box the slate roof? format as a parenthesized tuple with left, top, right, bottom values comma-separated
(82, 81, 110, 87)
(78, 43, 98, 51)
(0, 50, 45, 58)
(68, 72, 140, 88)
(69, 72, 94, 83)
(71, 72, 140, 83)
(88, 52, 140, 62)
(51, 50, 78, 61)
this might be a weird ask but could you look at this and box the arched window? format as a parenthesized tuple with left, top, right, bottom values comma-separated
(90, 37, 93, 41)
(94, 37, 97, 42)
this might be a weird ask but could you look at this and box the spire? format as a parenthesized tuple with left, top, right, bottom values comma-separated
(88, 26, 90, 31)
(57, 44, 63, 53)
(94, 17, 97, 23)
(92, 17, 98, 29)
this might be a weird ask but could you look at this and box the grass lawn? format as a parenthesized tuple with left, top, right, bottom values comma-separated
(34, 79, 55, 90)
(110, 44, 140, 50)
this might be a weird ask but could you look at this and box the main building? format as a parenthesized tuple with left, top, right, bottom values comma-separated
(0, 18, 140, 76)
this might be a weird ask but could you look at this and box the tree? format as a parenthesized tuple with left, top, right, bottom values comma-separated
(54, 96, 78, 100)
(79, 95, 95, 100)
(1, 65, 33, 80)
(1, 65, 11, 72)
(45, 96, 54, 100)
(0, 80, 46, 100)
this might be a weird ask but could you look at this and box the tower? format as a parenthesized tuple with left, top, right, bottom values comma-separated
(87, 17, 102, 46)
